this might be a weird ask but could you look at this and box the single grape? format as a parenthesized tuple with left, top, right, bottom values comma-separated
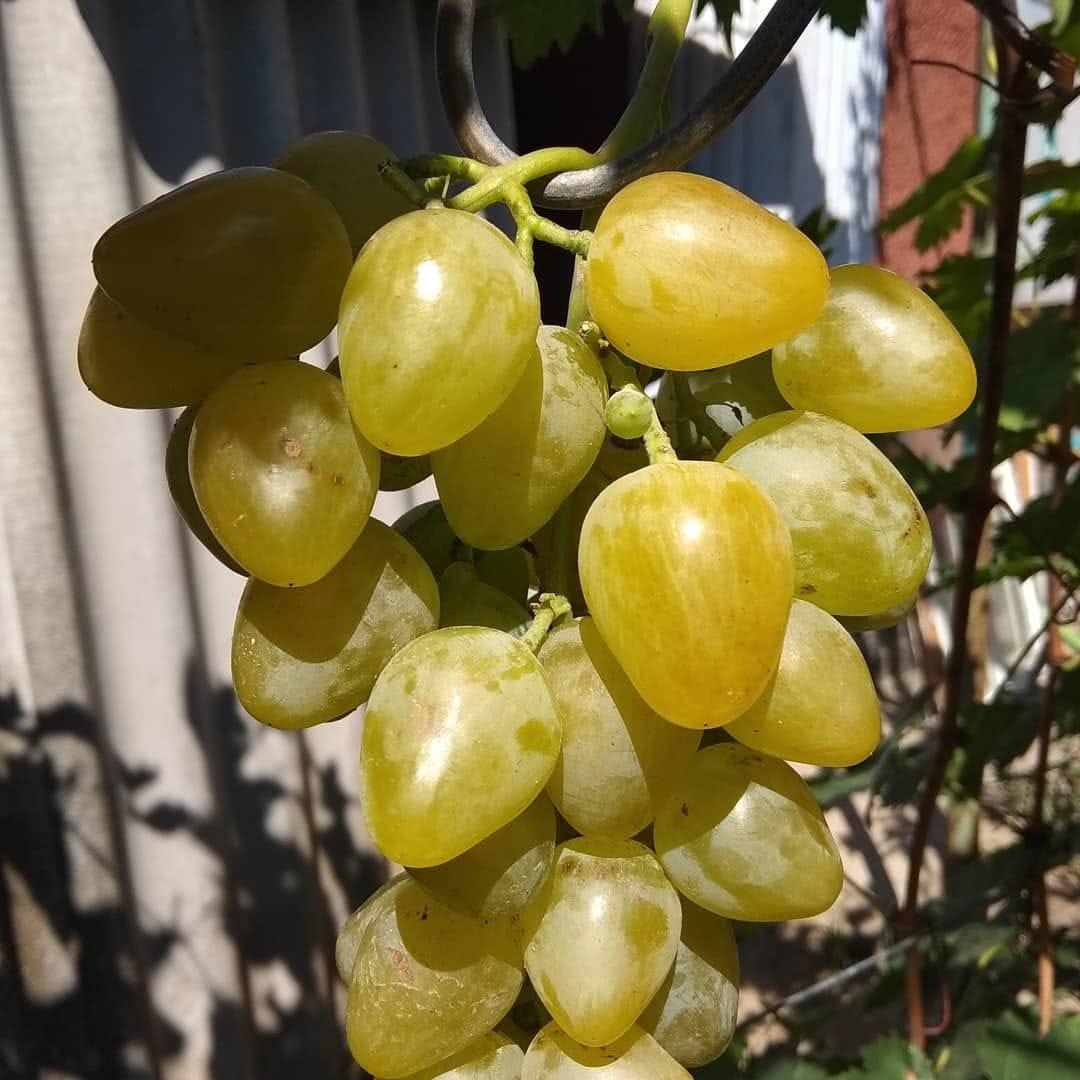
(638, 895, 739, 1068)
(522, 1023, 691, 1079)
(578, 461, 794, 729)
(189, 360, 380, 586)
(374, 1031, 524, 1080)
(78, 287, 252, 409)
(410, 793, 556, 918)
(725, 598, 881, 767)
(339, 208, 540, 456)
(520, 838, 681, 1047)
(538, 617, 701, 838)
(93, 167, 351, 357)
(232, 520, 438, 729)
(433, 325, 606, 549)
(274, 130, 414, 255)
(380, 451, 434, 492)
(718, 410, 932, 616)
(361, 627, 562, 866)
(438, 563, 530, 636)
(585, 172, 829, 371)
(335, 876, 399, 984)
(772, 264, 977, 432)
(604, 386, 653, 440)
(654, 744, 843, 921)
(345, 875, 523, 1078)
(165, 406, 246, 574)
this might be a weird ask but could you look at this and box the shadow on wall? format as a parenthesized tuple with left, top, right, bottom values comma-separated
(0, 673, 383, 1080)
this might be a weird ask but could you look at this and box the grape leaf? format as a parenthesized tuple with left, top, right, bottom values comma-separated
(820, 0, 868, 35)
(925, 254, 992, 345)
(491, 0, 635, 67)
(976, 1011, 1080, 1080)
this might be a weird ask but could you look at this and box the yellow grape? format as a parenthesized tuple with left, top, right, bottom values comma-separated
(718, 411, 932, 616)
(654, 744, 843, 922)
(433, 325, 607, 549)
(361, 627, 562, 866)
(725, 599, 880, 767)
(165, 406, 246, 574)
(336, 876, 398, 984)
(189, 360, 380, 586)
(585, 172, 828, 371)
(438, 563, 530, 636)
(232, 519, 438, 729)
(772, 264, 977, 432)
(638, 896, 739, 1068)
(537, 618, 700, 838)
(838, 592, 918, 632)
(274, 130, 414, 255)
(78, 287, 252, 409)
(339, 209, 540, 456)
(93, 167, 351, 357)
(578, 461, 794, 729)
(522, 1023, 691, 1079)
(521, 838, 681, 1047)
(345, 875, 523, 1078)
(374, 1032, 524, 1080)
(411, 794, 556, 918)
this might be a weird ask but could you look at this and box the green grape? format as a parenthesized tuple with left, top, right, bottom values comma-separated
(638, 896, 739, 1068)
(345, 875, 523, 1078)
(532, 437, 648, 609)
(585, 172, 828, 371)
(438, 563, 530, 636)
(520, 838, 681, 1047)
(339, 208, 541, 456)
(165, 406, 246, 574)
(78, 287, 252, 409)
(274, 131, 414, 255)
(522, 1023, 691, 1079)
(336, 876, 398, 984)
(93, 167, 351, 357)
(375, 1032, 525, 1080)
(725, 599, 880, 766)
(772, 264, 977, 432)
(232, 519, 438, 729)
(604, 387, 654, 440)
(433, 325, 607, 549)
(537, 618, 701, 838)
(189, 360, 380, 586)
(718, 411, 932, 616)
(361, 627, 562, 867)
(380, 451, 434, 492)
(838, 592, 918, 632)
(411, 794, 555, 919)
(578, 461, 794, 729)
(654, 744, 843, 922)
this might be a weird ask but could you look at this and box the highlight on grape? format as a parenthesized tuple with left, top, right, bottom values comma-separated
(80, 113, 974, 1076)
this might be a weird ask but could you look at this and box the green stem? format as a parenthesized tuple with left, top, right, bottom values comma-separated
(379, 160, 444, 209)
(521, 593, 573, 653)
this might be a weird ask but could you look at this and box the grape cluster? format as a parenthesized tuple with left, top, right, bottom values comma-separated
(81, 131, 976, 1079)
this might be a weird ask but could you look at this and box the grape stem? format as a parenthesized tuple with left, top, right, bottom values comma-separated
(521, 593, 573, 653)
(580, 322, 677, 466)
(377, 161, 444, 209)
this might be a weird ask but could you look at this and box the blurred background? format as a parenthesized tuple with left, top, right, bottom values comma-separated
(0, 1, 1077, 1078)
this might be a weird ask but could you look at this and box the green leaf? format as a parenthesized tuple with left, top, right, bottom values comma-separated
(951, 695, 1040, 796)
(856, 1034, 933, 1079)
(976, 1010, 1080, 1080)
(1052, 0, 1075, 36)
(796, 204, 839, 258)
(925, 254, 993, 346)
(697, 0, 740, 48)
(878, 136, 990, 250)
(819, 0, 867, 35)
(993, 471, 1080, 583)
(492, 0, 635, 67)
(1059, 666, 1080, 735)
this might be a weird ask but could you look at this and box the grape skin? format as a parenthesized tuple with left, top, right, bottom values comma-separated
(375, 1032, 524, 1080)
(231, 519, 438, 729)
(339, 208, 541, 456)
(522, 1023, 691, 1078)
(438, 562, 530, 636)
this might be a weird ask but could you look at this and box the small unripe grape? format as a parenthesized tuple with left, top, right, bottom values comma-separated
(274, 131, 414, 255)
(772, 264, 976, 432)
(585, 172, 828, 371)
(654, 744, 843, 922)
(189, 360, 380, 587)
(725, 598, 881, 767)
(361, 627, 561, 866)
(604, 387, 653, 440)
(521, 838, 681, 1047)
(522, 1023, 691, 1078)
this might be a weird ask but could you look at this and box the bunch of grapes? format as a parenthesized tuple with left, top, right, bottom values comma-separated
(81, 130, 976, 1079)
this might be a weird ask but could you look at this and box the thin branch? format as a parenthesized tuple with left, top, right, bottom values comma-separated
(910, 57, 1001, 94)
(961, 0, 1076, 89)
(899, 13, 1038, 1050)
